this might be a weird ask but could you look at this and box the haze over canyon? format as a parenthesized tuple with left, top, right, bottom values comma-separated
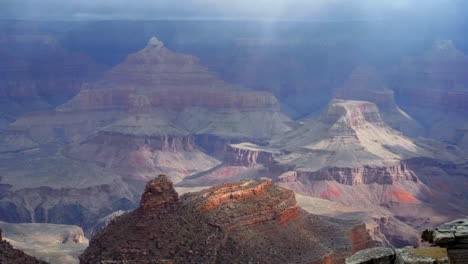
(0, 6, 467, 263)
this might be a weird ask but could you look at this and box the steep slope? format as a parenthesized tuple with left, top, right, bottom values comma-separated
(81, 175, 381, 264)
(55, 36, 291, 142)
(0, 36, 291, 231)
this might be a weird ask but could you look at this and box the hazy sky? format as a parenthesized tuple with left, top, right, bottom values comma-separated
(0, 0, 463, 21)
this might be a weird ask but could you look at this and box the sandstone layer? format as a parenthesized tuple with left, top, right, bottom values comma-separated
(80, 175, 381, 264)
(181, 99, 468, 247)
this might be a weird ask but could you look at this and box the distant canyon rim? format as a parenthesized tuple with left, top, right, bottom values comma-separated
(0, 19, 467, 263)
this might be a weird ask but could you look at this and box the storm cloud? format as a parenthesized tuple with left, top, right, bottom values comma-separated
(0, 0, 464, 21)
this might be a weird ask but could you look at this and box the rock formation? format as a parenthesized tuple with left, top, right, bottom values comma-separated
(0, 36, 291, 230)
(182, 99, 468, 247)
(345, 218, 468, 264)
(433, 218, 468, 264)
(224, 143, 280, 167)
(80, 175, 381, 264)
(346, 246, 449, 264)
(87, 211, 126, 238)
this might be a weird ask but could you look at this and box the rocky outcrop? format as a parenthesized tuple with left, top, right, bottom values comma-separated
(346, 247, 396, 264)
(433, 218, 468, 264)
(270, 99, 432, 184)
(140, 175, 179, 213)
(281, 163, 417, 185)
(345, 218, 468, 264)
(346, 246, 449, 264)
(224, 143, 279, 167)
(193, 179, 300, 228)
(80, 175, 380, 264)
(87, 211, 126, 238)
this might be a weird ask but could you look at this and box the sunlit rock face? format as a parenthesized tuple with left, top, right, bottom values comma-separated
(270, 100, 467, 246)
(80, 175, 381, 264)
(182, 99, 468, 247)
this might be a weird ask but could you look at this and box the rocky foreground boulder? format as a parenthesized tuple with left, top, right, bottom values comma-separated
(345, 218, 468, 264)
(80, 175, 381, 264)
(433, 218, 468, 264)
(346, 246, 449, 264)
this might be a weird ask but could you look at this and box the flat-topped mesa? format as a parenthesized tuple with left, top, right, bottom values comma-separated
(320, 99, 385, 129)
(224, 143, 280, 167)
(139, 175, 179, 214)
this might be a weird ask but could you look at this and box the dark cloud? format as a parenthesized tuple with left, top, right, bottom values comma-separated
(0, 0, 463, 21)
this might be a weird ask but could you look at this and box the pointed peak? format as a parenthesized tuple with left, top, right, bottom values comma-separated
(147, 36, 164, 48)
(139, 174, 179, 213)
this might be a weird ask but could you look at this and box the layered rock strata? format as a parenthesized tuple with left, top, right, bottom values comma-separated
(80, 175, 380, 264)
(224, 143, 280, 167)
(346, 246, 449, 264)
(433, 218, 468, 264)
(0, 36, 292, 232)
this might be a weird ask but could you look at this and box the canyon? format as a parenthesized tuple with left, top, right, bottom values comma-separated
(0, 35, 291, 234)
(0, 19, 467, 263)
(181, 99, 468, 246)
